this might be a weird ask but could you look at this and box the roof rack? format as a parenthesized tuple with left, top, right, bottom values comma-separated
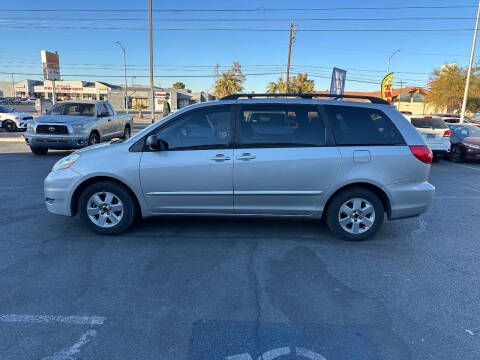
(220, 93, 390, 105)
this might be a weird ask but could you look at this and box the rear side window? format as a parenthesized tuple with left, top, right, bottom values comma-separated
(105, 103, 115, 116)
(325, 105, 405, 145)
(238, 104, 326, 147)
(411, 117, 447, 129)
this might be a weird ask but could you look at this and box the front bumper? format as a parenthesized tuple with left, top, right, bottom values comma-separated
(386, 181, 435, 220)
(24, 133, 89, 150)
(44, 168, 83, 216)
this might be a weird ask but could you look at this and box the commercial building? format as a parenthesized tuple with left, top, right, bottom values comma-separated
(316, 86, 440, 114)
(1, 79, 215, 112)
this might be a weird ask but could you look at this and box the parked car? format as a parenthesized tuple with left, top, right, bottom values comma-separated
(24, 100, 133, 155)
(43, 94, 434, 241)
(447, 123, 480, 162)
(0, 104, 33, 132)
(404, 115, 450, 161)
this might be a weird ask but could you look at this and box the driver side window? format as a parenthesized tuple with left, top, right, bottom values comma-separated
(154, 106, 232, 150)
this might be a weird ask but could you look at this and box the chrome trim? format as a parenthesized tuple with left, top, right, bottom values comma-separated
(235, 190, 323, 195)
(147, 191, 232, 195)
(146, 190, 323, 196)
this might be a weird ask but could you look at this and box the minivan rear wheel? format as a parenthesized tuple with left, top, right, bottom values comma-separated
(326, 187, 384, 241)
(78, 181, 137, 234)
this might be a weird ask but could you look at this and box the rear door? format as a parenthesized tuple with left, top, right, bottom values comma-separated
(97, 102, 114, 138)
(233, 103, 340, 215)
(105, 102, 122, 136)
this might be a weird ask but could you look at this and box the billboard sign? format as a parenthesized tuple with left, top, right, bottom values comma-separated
(330, 67, 347, 96)
(381, 73, 394, 104)
(41, 50, 60, 81)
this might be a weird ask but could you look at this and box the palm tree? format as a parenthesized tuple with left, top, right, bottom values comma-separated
(213, 62, 245, 98)
(133, 102, 147, 118)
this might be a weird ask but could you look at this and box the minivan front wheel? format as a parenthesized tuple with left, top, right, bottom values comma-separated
(326, 187, 384, 241)
(78, 181, 137, 234)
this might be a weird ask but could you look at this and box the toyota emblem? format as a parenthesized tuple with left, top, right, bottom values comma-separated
(49, 127, 55, 132)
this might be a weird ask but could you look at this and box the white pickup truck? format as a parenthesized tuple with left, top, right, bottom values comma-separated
(24, 100, 133, 155)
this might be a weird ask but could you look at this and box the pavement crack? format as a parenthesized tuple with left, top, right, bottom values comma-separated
(248, 240, 262, 359)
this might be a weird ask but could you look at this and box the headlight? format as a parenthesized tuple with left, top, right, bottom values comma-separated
(72, 124, 87, 133)
(26, 122, 35, 132)
(52, 153, 80, 171)
(466, 143, 480, 150)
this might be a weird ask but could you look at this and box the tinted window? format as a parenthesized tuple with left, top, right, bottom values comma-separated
(238, 105, 326, 147)
(411, 117, 447, 129)
(325, 105, 405, 145)
(154, 106, 232, 150)
(47, 104, 64, 115)
(451, 125, 480, 137)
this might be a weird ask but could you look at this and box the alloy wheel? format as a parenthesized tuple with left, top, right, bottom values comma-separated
(338, 198, 376, 234)
(86, 191, 124, 228)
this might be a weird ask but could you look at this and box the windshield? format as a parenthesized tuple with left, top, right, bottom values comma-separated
(450, 124, 480, 137)
(47, 103, 95, 116)
(411, 117, 447, 129)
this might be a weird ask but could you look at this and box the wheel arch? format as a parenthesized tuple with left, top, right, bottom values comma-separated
(323, 182, 391, 219)
(70, 176, 142, 217)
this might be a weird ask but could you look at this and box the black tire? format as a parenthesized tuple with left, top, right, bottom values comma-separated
(78, 181, 137, 235)
(30, 146, 48, 155)
(122, 125, 131, 139)
(326, 187, 384, 241)
(88, 132, 100, 146)
(449, 145, 463, 163)
(432, 155, 441, 163)
(3, 120, 17, 132)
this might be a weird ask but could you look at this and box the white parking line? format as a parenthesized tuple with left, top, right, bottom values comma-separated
(435, 196, 480, 199)
(0, 314, 105, 325)
(0, 137, 24, 142)
(42, 330, 97, 360)
(446, 163, 480, 172)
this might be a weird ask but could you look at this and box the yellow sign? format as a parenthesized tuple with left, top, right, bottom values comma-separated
(381, 73, 394, 104)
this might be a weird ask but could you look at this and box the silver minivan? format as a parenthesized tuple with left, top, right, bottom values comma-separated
(44, 94, 435, 241)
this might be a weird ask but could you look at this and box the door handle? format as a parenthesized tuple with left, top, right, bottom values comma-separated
(107, 118, 112, 122)
(210, 154, 231, 162)
(236, 153, 256, 161)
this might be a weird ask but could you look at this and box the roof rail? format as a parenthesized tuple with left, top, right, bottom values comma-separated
(220, 93, 390, 105)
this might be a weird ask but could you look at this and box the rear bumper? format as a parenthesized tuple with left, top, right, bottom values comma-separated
(24, 133, 89, 149)
(386, 181, 435, 220)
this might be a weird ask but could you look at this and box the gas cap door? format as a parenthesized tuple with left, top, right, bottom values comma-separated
(353, 150, 371, 163)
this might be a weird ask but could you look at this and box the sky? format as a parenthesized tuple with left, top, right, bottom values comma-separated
(0, 0, 479, 93)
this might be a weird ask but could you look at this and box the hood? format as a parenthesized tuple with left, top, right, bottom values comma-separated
(12, 112, 31, 118)
(35, 114, 93, 124)
(463, 137, 480, 146)
(75, 141, 115, 154)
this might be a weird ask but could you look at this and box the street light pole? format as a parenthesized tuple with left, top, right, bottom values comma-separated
(387, 49, 401, 74)
(115, 41, 128, 114)
(460, 0, 480, 124)
(148, 0, 155, 123)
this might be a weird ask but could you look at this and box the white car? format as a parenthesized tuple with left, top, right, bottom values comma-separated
(404, 115, 451, 161)
(0, 104, 33, 132)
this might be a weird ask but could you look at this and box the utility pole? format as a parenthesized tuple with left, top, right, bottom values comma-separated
(460, 0, 480, 124)
(115, 41, 128, 114)
(149, 0, 155, 123)
(285, 21, 294, 93)
(11, 73, 15, 98)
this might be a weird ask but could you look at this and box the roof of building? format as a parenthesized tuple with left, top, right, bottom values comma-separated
(316, 86, 429, 100)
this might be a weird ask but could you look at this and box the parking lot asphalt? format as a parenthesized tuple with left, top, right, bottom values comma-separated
(0, 137, 479, 360)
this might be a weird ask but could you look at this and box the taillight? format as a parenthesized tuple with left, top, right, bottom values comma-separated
(424, 116, 432, 119)
(443, 129, 451, 137)
(409, 145, 433, 164)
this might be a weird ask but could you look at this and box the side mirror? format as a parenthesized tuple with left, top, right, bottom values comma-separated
(146, 135, 169, 151)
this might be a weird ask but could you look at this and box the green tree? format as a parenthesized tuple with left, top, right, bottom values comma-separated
(213, 61, 245, 98)
(266, 73, 314, 93)
(133, 102, 147, 118)
(425, 63, 480, 113)
(172, 82, 186, 89)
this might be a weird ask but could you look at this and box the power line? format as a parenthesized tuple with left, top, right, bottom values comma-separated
(1, 16, 477, 22)
(0, 25, 476, 32)
(0, 5, 475, 12)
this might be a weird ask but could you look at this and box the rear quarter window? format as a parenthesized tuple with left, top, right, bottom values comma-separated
(324, 105, 405, 145)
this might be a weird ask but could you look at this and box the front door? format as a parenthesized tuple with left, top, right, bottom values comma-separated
(140, 105, 234, 214)
(233, 103, 341, 215)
